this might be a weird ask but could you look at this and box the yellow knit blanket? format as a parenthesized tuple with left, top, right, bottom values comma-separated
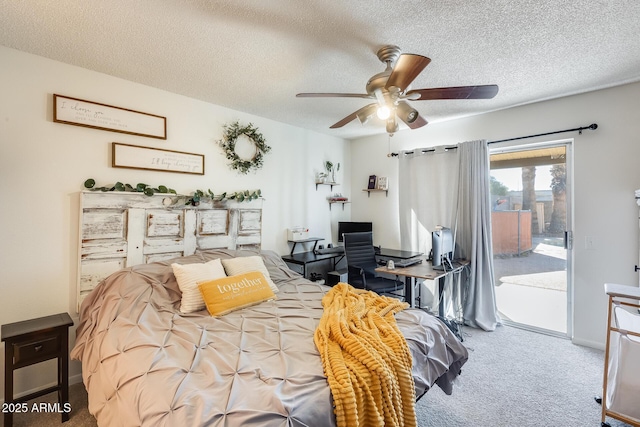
(314, 283, 417, 427)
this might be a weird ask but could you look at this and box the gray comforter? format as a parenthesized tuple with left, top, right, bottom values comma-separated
(71, 249, 468, 426)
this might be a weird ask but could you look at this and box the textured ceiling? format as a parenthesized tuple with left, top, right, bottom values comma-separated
(2, 0, 640, 139)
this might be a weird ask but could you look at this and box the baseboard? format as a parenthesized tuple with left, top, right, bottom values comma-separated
(70, 373, 83, 385)
(571, 336, 605, 350)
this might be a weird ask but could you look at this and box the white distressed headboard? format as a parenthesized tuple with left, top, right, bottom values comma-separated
(77, 191, 263, 310)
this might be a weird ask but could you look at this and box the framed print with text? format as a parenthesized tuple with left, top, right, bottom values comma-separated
(54, 94, 167, 139)
(112, 143, 204, 175)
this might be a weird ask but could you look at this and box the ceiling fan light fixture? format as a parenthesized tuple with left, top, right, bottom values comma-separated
(357, 111, 372, 125)
(397, 101, 419, 124)
(376, 105, 391, 120)
(386, 117, 399, 134)
(356, 103, 378, 125)
(373, 88, 390, 119)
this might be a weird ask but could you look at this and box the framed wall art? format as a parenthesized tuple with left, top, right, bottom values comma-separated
(54, 94, 167, 139)
(377, 176, 388, 190)
(112, 143, 204, 175)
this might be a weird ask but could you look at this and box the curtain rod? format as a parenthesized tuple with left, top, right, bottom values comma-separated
(487, 123, 598, 144)
(389, 123, 598, 157)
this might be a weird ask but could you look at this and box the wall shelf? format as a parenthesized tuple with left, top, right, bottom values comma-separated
(363, 189, 388, 197)
(318, 180, 347, 209)
(329, 201, 350, 210)
(316, 182, 339, 190)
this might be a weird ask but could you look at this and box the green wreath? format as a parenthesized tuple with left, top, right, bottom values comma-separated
(218, 121, 271, 174)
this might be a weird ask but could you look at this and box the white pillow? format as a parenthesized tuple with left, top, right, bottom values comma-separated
(172, 259, 227, 313)
(221, 256, 279, 293)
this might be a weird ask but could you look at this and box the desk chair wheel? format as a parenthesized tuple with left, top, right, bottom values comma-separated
(601, 423, 611, 427)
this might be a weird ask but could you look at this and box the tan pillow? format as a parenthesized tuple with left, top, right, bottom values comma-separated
(172, 259, 227, 313)
(198, 271, 276, 317)
(221, 256, 279, 293)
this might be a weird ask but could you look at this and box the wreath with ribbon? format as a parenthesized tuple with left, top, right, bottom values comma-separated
(218, 121, 271, 174)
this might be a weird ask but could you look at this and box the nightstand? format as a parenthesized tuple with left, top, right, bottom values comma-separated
(2, 312, 74, 427)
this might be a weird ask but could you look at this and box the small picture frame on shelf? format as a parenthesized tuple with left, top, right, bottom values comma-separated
(368, 175, 377, 189)
(377, 177, 388, 190)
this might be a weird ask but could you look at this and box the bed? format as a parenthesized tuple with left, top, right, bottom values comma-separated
(71, 248, 468, 426)
(71, 192, 468, 426)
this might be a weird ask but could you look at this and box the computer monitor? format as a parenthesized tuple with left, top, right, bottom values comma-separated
(432, 227, 454, 270)
(337, 221, 373, 242)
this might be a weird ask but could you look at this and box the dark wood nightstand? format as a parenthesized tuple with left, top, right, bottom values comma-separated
(2, 312, 74, 427)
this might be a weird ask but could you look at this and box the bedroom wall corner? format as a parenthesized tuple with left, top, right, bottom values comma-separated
(0, 45, 348, 401)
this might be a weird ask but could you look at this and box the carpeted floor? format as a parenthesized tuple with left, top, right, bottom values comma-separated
(1, 382, 96, 427)
(3, 325, 632, 427)
(416, 325, 631, 427)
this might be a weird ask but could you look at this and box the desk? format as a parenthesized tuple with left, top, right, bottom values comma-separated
(376, 259, 468, 317)
(281, 251, 345, 279)
(280, 246, 420, 282)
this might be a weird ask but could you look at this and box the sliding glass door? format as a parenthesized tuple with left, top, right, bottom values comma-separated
(489, 141, 572, 337)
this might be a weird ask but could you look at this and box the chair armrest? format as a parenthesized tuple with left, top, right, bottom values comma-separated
(348, 265, 368, 286)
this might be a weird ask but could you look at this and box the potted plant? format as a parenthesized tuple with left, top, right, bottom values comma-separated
(325, 161, 340, 183)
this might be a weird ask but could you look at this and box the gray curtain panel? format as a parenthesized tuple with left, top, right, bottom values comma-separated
(455, 140, 499, 331)
(398, 140, 499, 330)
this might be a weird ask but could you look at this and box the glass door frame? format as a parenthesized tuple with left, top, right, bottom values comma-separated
(489, 138, 574, 338)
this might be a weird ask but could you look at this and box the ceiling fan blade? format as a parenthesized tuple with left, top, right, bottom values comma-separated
(296, 93, 372, 99)
(330, 103, 377, 128)
(385, 54, 431, 92)
(407, 84, 499, 100)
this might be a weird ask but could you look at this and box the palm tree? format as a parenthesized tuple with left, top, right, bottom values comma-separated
(548, 164, 566, 234)
(521, 166, 539, 234)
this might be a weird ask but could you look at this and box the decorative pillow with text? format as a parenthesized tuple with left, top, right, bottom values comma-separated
(221, 256, 279, 293)
(198, 271, 276, 317)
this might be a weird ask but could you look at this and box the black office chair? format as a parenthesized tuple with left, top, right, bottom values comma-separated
(343, 232, 404, 299)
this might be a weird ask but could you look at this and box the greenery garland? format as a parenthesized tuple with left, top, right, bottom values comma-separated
(83, 179, 261, 205)
(217, 121, 271, 174)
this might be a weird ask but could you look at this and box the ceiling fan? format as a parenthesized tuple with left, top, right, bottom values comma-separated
(296, 45, 499, 135)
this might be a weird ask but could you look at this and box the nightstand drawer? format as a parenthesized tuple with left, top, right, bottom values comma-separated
(13, 335, 60, 365)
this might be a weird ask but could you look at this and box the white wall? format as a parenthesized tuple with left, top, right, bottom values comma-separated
(0, 46, 348, 400)
(350, 81, 640, 349)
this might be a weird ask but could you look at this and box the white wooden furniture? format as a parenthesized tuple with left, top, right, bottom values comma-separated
(77, 191, 262, 310)
(600, 283, 640, 427)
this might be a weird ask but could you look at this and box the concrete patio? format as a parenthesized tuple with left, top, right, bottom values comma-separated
(493, 237, 568, 334)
